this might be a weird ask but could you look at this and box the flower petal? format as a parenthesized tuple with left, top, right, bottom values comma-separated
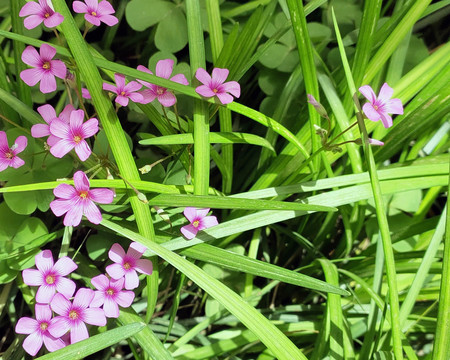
(12, 136, 27, 154)
(83, 307, 106, 326)
(195, 68, 211, 85)
(135, 259, 153, 275)
(50, 139, 75, 158)
(55, 277, 76, 299)
(70, 321, 88, 344)
(36, 284, 56, 304)
(108, 243, 125, 263)
(183, 207, 198, 223)
(378, 83, 394, 103)
(103, 297, 120, 318)
(124, 270, 139, 290)
(49, 119, 70, 139)
(53, 184, 77, 200)
(39, 72, 57, 93)
(22, 331, 44, 356)
(99, 14, 118, 26)
(74, 140, 92, 161)
(37, 104, 57, 123)
(115, 95, 129, 107)
(63, 202, 84, 226)
(85, 13, 101, 26)
(211, 68, 229, 86)
(49, 60, 67, 79)
(35, 250, 54, 273)
(156, 59, 174, 79)
(106, 263, 126, 279)
(138, 89, 156, 104)
(359, 85, 376, 103)
(69, 109, 85, 130)
(82, 200, 102, 224)
(24, 15, 44, 30)
(74, 170, 90, 192)
(53, 257, 77, 276)
(42, 333, 66, 352)
(215, 92, 234, 105)
(48, 317, 70, 338)
(43, 13, 64, 28)
(222, 81, 240, 98)
(20, 68, 43, 87)
(362, 103, 381, 122)
(123, 81, 142, 93)
(40, 44, 56, 61)
(50, 293, 71, 316)
(98, 0, 115, 15)
(35, 304, 52, 322)
(89, 188, 114, 204)
(31, 124, 50, 138)
(170, 73, 189, 85)
(128, 92, 144, 103)
(19, 2, 42, 17)
(195, 84, 216, 98)
(91, 274, 109, 291)
(90, 291, 105, 307)
(386, 98, 403, 115)
(199, 215, 218, 230)
(73, 288, 94, 309)
(114, 290, 135, 308)
(72, 1, 88, 14)
(21, 46, 41, 67)
(379, 113, 393, 128)
(114, 73, 126, 89)
(15, 317, 38, 334)
(158, 91, 176, 107)
(50, 198, 73, 217)
(181, 224, 198, 240)
(103, 82, 117, 93)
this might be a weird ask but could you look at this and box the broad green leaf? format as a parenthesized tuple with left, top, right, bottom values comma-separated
(125, 0, 174, 31)
(155, 7, 188, 53)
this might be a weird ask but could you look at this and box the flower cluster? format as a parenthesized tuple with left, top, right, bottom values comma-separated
(16, 242, 151, 355)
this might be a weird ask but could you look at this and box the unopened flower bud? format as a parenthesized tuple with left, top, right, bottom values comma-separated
(139, 165, 152, 174)
(137, 191, 148, 204)
(307, 94, 328, 118)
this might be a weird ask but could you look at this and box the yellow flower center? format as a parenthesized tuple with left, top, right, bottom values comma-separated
(120, 91, 126, 96)
(44, 13, 50, 18)
(73, 135, 82, 144)
(123, 262, 131, 270)
(213, 88, 218, 93)
(91, 11, 97, 16)
(107, 288, 114, 296)
(45, 275, 55, 284)
(42, 61, 51, 70)
(40, 322, 49, 331)
(69, 310, 78, 320)
(157, 88, 165, 95)
(193, 220, 200, 228)
(374, 105, 378, 110)
(5, 151, 13, 159)
(79, 191, 88, 199)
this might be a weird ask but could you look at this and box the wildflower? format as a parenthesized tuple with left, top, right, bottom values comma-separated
(102, 73, 143, 107)
(181, 207, 218, 240)
(49, 288, 106, 344)
(32, 104, 74, 146)
(73, 0, 118, 27)
(49, 109, 98, 161)
(20, 44, 67, 94)
(0, 131, 27, 172)
(22, 250, 77, 303)
(195, 68, 240, 105)
(81, 88, 91, 99)
(369, 138, 384, 146)
(106, 243, 153, 290)
(19, 0, 64, 30)
(137, 59, 189, 107)
(50, 170, 114, 227)
(15, 304, 66, 356)
(359, 83, 403, 128)
(90, 274, 135, 318)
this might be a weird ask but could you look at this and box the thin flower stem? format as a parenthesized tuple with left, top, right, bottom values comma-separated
(64, 81, 74, 105)
(209, 104, 220, 120)
(0, 114, 32, 135)
(52, 29, 63, 46)
(161, 106, 174, 131)
(327, 120, 358, 145)
(173, 103, 182, 132)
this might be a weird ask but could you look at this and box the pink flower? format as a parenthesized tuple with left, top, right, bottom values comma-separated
(90, 274, 135, 318)
(50, 170, 114, 227)
(32, 104, 74, 146)
(49, 109, 98, 161)
(49, 288, 106, 344)
(103, 73, 143, 107)
(0, 131, 27, 172)
(81, 88, 91, 99)
(369, 138, 384, 146)
(181, 207, 218, 240)
(73, 0, 118, 27)
(359, 83, 403, 128)
(19, 0, 64, 30)
(15, 304, 66, 356)
(195, 68, 240, 105)
(137, 59, 189, 107)
(106, 243, 153, 290)
(22, 250, 77, 304)
(20, 44, 66, 94)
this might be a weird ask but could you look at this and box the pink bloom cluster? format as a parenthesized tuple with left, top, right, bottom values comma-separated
(16, 242, 150, 355)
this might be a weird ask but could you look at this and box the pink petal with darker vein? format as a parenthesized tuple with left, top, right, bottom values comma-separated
(158, 91, 176, 107)
(98, 0, 115, 14)
(124, 270, 139, 290)
(109, 243, 125, 263)
(24, 15, 44, 30)
(99, 14, 118, 26)
(23, 331, 43, 356)
(19, 2, 42, 16)
(181, 224, 198, 239)
(50, 60, 67, 79)
(35, 250, 54, 272)
(55, 277, 76, 299)
(70, 321, 88, 344)
(215, 92, 234, 105)
(103, 297, 120, 318)
(53, 256, 77, 276)
(50, 139, 75, 158)
(72, 1, 88, 13)
(40, 44, 56, 61)
(63, 203, 84, 226)
(40, 72, 57, 93)
(89, 188, 114, 204)
(43, 13, 64, 28)
(135, 259, 153, 275)
(74, 141, 92, 161)
(222, 81, 240, 98)
(21, 46, 41, 67)
(20, 68, 43, 86)
(195, 68, 211, 85)
(82, 200, 102, 224)
(13, 136, 28, 153)
(15, 317, 38, 334)
(156, 59, 174, 79)
(211, 68, 229, 85)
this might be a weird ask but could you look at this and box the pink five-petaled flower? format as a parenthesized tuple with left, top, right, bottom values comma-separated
(103, 73, 143, 107)
(19, 0, 64, 30)
(32, 104, 74, 147)
(73, 0, 118, 27)
(137, 59, 189, 107)
(49, 109, 98, 161)
(359, 83, 403, 128)
(181, 207, 218, 240)
(195, 68, 240, 105)
(0, 131, 27, 172)
(20, 44, 66, 94)
(50, 170, 114, 227)
(90, 274, 135, 318)
(22, 250, 77, 304)
(106, 243, 153, 290)
(15, 304, 66, 356)
(49, 288, 106, 344)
